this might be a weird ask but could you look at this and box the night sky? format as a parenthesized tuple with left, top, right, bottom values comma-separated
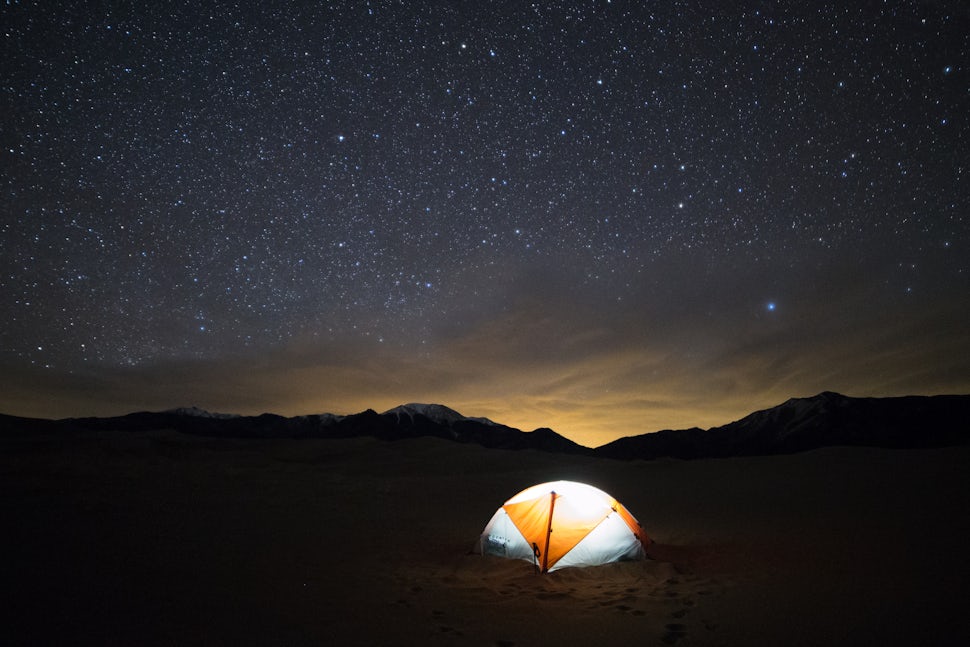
(3, 1, 968, 446)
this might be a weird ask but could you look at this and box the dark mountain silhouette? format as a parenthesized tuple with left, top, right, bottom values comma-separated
(596, 392, 970, 460)
(0, 403, 589, 455)
(1, 392, 967, 459)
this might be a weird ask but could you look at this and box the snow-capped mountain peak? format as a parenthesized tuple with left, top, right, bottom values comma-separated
(382, 403, 497, 426)
(164, 406, 240, 419)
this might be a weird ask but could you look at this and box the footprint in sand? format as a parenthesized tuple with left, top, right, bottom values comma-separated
(438, 625, 463, 637)
(432, 609, 465, 636)
(661, 623, 688, 644)
(535, 591, 570, 600)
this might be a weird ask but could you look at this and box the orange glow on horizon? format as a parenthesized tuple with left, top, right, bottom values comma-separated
(2, 299, 968, 446)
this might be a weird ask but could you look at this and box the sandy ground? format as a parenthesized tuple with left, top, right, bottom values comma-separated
(2, 429, 968, 646)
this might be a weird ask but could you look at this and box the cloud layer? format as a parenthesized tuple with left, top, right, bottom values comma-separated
(5, 251, 967, 447)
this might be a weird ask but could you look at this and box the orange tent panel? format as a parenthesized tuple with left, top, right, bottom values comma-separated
(504, 489, 613, 572)
(479, 480, 649, 573)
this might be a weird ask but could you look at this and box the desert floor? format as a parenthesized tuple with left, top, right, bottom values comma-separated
(2, 428, 968, 645)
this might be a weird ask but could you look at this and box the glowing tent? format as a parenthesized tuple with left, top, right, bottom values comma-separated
(477, 480, 650, 573)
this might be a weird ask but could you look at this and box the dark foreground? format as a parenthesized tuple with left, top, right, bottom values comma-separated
(2, 428, 968, 645)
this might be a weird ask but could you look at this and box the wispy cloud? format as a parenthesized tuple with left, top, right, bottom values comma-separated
(3, 253, 967, 446)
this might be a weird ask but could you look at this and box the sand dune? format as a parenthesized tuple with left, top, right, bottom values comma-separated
(2, 429, 968, 645)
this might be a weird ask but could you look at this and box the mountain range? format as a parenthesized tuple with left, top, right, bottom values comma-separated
(1, 392, 967, 460)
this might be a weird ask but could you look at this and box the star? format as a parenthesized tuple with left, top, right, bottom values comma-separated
(1, 0, 966, 443)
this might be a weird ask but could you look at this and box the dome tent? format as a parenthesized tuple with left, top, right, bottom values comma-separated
(477, 480, 650, 573)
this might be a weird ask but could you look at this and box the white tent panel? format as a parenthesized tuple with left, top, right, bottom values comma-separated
(479, 508, 533, 561)
(551, 510, 645, 571)
(477, 480, 649, 572)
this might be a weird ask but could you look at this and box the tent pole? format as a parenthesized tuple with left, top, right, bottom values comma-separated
(541, 490, 556, 573)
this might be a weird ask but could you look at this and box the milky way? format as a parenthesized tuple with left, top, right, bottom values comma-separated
(3, 2, 968, 444)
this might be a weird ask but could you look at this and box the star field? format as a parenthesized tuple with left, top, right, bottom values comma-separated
(2, 1, 968, 444)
